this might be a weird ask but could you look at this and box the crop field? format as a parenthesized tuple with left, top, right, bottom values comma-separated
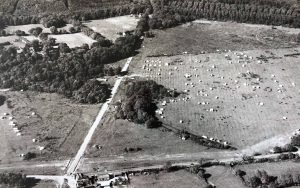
(84, 15, 139, 41)
(0, 91, 100, 162)
(129, 170, 208, 188)
(130, 46, 300, 154)
(141, 20, 300, 56)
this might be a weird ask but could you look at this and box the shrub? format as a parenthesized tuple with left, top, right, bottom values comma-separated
(15, 30, 26, 36)
(291, 135, 300, 146)
(23, 152, 37, 160)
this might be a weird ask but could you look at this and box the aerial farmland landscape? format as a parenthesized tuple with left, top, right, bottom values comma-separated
(0, 0, 300, 187)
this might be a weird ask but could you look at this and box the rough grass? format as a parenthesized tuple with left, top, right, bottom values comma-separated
(141, 19, 300, 56)
(0, 91, 99, 162)
(129, 169, 208, 188)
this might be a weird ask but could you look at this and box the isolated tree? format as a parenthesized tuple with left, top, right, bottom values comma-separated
(50, 26, 58, 34)
(249, 176, 262, 188)
(69, 27, 76, 33)
(48, 37, 56, 46)
(15, 30, 26, 36)
(39, 33, 49, 41)
(29, 27, 43, 37)
(291, 135, 300, 146)
(31, 40, 40, 52)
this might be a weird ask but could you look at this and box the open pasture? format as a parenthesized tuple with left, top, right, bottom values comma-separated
(206, 166, 246, 188)
(129, 169, 207, 188)
(20, 33, 96, 48)
(48, 33, 96, 48)
(142, 19, 300, 56)
(84, 15, 139, 41)
(0, 91, 100, 162)
(236, 161, 300, 182)
(132, 47, 300, 154)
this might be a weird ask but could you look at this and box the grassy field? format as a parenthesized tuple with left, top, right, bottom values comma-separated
(236, 161, 300, 178)
(4, 24, 96, 48)
(129, 170, 208, 188)
(206, 166, 247, 188)
(0, 91, 99, 162)
(84, 15, 139, 41)
(85, 116, 210, 159)
(48, 33, 96, 48)
(141, 20, 300, 56)
(32, 180, 57, 188)
(130, 47, 300, 154)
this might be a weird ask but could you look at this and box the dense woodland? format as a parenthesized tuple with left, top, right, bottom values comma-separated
(146, 0, 300, 29)
(115, 80, 178, 128)
(0, 31, 142, 103)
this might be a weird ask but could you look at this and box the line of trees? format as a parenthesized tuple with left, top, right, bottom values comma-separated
(0, 2, 150, 28)
(165, 0, 300, 28)
(236, 169, 300, 188)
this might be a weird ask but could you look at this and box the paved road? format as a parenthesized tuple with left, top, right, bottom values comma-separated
(66, 57, 133, 175)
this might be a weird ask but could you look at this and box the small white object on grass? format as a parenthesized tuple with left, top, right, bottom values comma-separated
(39, 146, 45, 151)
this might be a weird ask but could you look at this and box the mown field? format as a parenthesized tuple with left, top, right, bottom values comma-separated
(140, 20, 300, 56)
(131, 47, 300, 154)
(84, 15, 139, 41)
(129, 169, 208, 188)
(206, 166, 247, 188)
(123, 20, 300, 155)
(0, 91, 100, 163)
(236, 161, 300, 178)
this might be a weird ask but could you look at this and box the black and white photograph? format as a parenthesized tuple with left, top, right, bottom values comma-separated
(0, 0, 300, 187)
